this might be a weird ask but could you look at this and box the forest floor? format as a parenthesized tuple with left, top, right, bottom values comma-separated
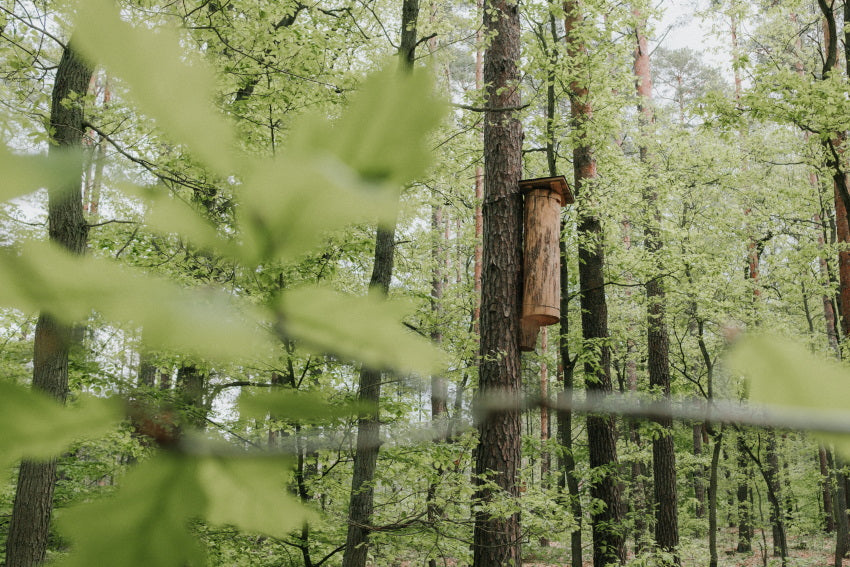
(519, 527, 836, 566)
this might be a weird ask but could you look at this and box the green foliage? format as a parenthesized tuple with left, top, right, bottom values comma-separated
(73, 0, 236, 173)
(0, 146, 83, 202)
(728, 334, 846, 412)
(56, 455, 207, 567)
(196, 454, 312, 538)
(238, 387, 365, 422)
(280, 286, 445, 374)
(0, 241, 271, 362)
(728, 335, 850, 457)
(55, 451, 311, 566)
(0, 381, 121, 470)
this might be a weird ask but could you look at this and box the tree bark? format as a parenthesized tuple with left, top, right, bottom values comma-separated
(5, 40, 93, 567)
(834, 453, 850, 566)
(559, 223, 582, 567)
(736, 433, 753, 553)
(564, 2, 624, 565)
(764, 432, 788, 562)
(633, 6, 678, 560)
(471, 0, 523, 562)
(693, 424, 706, 519)
(822, 446, 837, 533)
(177, 364, 207, 429)
(426, 195, 447, 567)
(708, 430, 723, 567)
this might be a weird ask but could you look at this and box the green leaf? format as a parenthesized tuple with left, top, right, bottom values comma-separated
(0, 241, 272, 362)
(726, 335, 850, 456)
(0, 146, 82, 202)
(134, 185, 232, 254)
(237, 154, 397, 263)
(289, 67, 446, 185)
(56, 456, 206, 567)
(197, 455, 312, 538)
(239, 388, 367, 422)
(0, 381, 121, 469)
(72, 0, 236, 173)
(726, 334, 850, 411)
(58, 453, 311, 566)
(280, 285, 445, 374)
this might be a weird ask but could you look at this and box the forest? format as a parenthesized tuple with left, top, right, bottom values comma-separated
(4, 0, 850, 565)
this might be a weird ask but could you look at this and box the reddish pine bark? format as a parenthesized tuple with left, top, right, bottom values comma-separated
(564, 2, 624, 565)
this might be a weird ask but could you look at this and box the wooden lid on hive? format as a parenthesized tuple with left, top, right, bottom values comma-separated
(519, 175, 574, 206)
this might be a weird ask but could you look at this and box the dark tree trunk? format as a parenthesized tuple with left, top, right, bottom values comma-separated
(634, 8, 678, 561)
(693, 424, 706, 519)
(736, 433, 753, 553)
(564, 3, 624, 565)
(708, 430, 723, 567)
(834, 453, 850, 566)
(138, 355, 157, 388)
(559, 225, 582, 567)
(341, 234, 396, 567)
(5, 40, 93, 567)
(764, 432, 788, 562)
(471, 0, 523, 561)
(822, 447, 837, 533)
(177, 364, 207, 429)
(426, 198, 447, 567)
(342, 3, 419, 565)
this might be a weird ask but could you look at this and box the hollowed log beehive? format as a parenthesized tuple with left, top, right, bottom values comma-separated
(518, 176, 574, 352)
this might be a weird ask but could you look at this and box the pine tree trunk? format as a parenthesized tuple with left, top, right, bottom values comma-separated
(539, 327, 550, 490)
(564, 3, 624, 565)
(764, 432, 788, 562)
(471, 0, 523, 561)
(5, 40, 92, 567)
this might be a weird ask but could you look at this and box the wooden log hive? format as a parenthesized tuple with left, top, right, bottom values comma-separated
(519, 176, 573, 348)
(519, 318, 539, 352)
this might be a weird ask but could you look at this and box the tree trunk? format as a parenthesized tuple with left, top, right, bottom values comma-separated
(341, 4, 419, 564)
(736, 433, 753, 553)
(341, 224, 398, 567)
(708, 430, 723, 567)
(540, 327, 550, 487)
(564, 3, 624, 565)
(822, 447, 837, 533)
(693, 424, 706, 519)
(426, 196, 447, 567)
(834, 453, 850, 566)
(471, 0, 523, 561)
(5, 40, 93, 567)
(177, 364, 207, 429)
(559, 223, 582, 567)
(634, 6, 678, 560)
(764, 432, 788, 563)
